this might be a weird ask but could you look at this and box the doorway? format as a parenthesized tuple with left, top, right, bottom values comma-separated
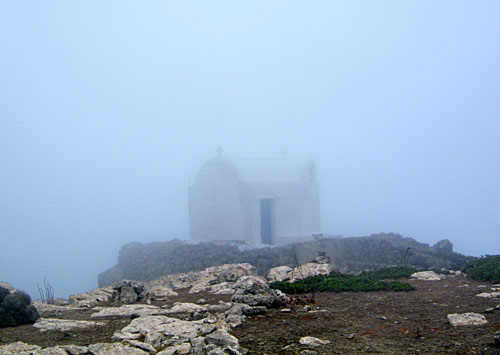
(260, 199, 275, 245)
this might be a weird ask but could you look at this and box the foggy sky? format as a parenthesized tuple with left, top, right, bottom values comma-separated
(1, 1, 499, 299)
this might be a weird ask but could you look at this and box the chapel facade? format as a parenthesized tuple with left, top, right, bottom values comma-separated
(188, 156, 321, 245)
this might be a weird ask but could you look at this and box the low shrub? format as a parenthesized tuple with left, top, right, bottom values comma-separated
(270, 272, 415, 294)
(462, 255, 500, 284)
(360, 266, 418, 280)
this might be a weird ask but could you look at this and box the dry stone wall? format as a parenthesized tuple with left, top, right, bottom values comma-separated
(98, 233, 471, 287)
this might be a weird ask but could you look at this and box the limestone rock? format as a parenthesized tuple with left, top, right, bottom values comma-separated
(0, 282, 15, 293)
(267, 263, 335, 282)
(157, 342, 191, 355)
(410, 271, 445, 281)
(33, 301, 81, 317)
(164, 302, 208, 320)
(447, 313, 489, 326)
(33, 318, 106, 332)
(112, 280, 149, 304)
(113, 315, 205, 348)
(147, 286, 178, 301)
(0, 341, 41, 354)
(58, 345, 89, 355)
(32, 347, 68, 355)
(88, 343, 149, 354)
(232, 276, 284, 308)
(205, 329, 239, 348)
(69, 287, 113, 308)
(476, 291, 500, 298)
(266, 266, 293, 282)
(299, 336, 331, 347)
(91, 304, 169, 318)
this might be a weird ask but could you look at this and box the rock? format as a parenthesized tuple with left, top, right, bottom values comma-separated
(147, 286, 178, 301)
(299, 336, 331, 347)
(91, 304, 170, 318)
(164, 302, 208, 321)
(267, 263, 335, 283)
(281, 308, 291, 313)
(33, 318, 106, 332)
(190, 337, 207, 355)
(476, 291, 500, 298)
(410, 271, 445, 281)
(232, 276, 284, 308)
(495, 331, 500, 345)
(69, 287, 113, 308)
(266, 266, 293, 282)
(58, 345, 89, 355)
(33, 300, 81, 317)
(32, 347, 69, 355)
(447, 313, 489, 326)
(157, 342, 191, 355)
(88, 343, 149, 354)
(150, 263, 257, 294)
(112, 280, 149, 304)
(123, 340, 157, 354)
(197, 299, 207, 304)
(0, 282, 15, 293)
(205, 329, 239, 348)
(0, 290, 39, 328)
(0, 341, 41, 354)
(113, 315, 205, 348)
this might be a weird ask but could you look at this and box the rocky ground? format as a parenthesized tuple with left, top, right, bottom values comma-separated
(1, 264, 500, 354)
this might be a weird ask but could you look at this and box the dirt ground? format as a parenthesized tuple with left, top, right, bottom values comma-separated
(1, 276, 500, 354)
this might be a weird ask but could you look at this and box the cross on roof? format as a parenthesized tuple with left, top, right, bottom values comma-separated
(216, 145, 223, 158)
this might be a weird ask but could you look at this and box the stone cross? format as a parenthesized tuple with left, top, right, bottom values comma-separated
(216, 145, 223, 158)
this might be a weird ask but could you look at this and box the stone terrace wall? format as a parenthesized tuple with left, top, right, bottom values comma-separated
(98, 233, 471, 287)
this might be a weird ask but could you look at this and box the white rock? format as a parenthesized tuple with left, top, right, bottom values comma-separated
(476, 291, 500, 298)
(32, 347, 68, 355)
(157, 342, 191, 355)
(33, 301, 81, 317)
(57, 345, 89, 355)
(91, 304, 169, 318)
(147, 286, 178, 300)
(69, 287, 113, 308)
(88, 343, 149, 354)
(299, 336, 331, 347)
(205, 329, 239, 348)
(33, 318, 106, 332)
(266, 266, 293, 282)
(113, 315, 205, 348)
(0, 281, 15, 292)
(410, 271, 446, 281)
(447, 313, 489, 326)
(167, 302, 208, 314)
(0, 342, 41, 354)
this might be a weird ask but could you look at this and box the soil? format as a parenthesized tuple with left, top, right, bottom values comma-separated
(1, 276, 500, 354)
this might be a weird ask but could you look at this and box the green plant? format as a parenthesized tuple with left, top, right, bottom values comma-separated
(270, 272, 415, 294)
(462, 255, 500, 284)
(360, 266, 418, 280)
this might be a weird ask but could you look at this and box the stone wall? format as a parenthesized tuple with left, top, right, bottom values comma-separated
(98, 233, 471, 287)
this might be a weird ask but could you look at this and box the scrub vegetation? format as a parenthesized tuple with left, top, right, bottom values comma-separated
(462, 255, 500, 284)
(269, 272, 415, 294)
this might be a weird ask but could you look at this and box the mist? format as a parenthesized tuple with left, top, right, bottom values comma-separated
(1, 1, 499, 299)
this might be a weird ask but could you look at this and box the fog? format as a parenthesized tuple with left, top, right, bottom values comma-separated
(1, 2, 499, 299)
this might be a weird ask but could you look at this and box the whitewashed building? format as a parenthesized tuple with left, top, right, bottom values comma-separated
(188, 157, 321, 245)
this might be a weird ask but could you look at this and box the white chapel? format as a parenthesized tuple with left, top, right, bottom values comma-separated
(188, 155, 321, 245)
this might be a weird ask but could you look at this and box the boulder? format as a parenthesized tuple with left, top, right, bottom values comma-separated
(87, 343, 148, 354)
(69, 287, 113, 308)
(112, 280, 149, 304)
(91, 304, 169, 318)
(164, 302, 208, 320)
(33, 318, 106, 332)
(33, 300, 81, 317)
(232, 276, 285, 308)
(447, 313, 489, 326)
(267, 263, 335, 282)
(299, 336, 331, 347)
(0, 342, 41, 354)
(410, 271, 445, 281)
(476, 291, 500, 298)
(0, 290, 39, 328)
